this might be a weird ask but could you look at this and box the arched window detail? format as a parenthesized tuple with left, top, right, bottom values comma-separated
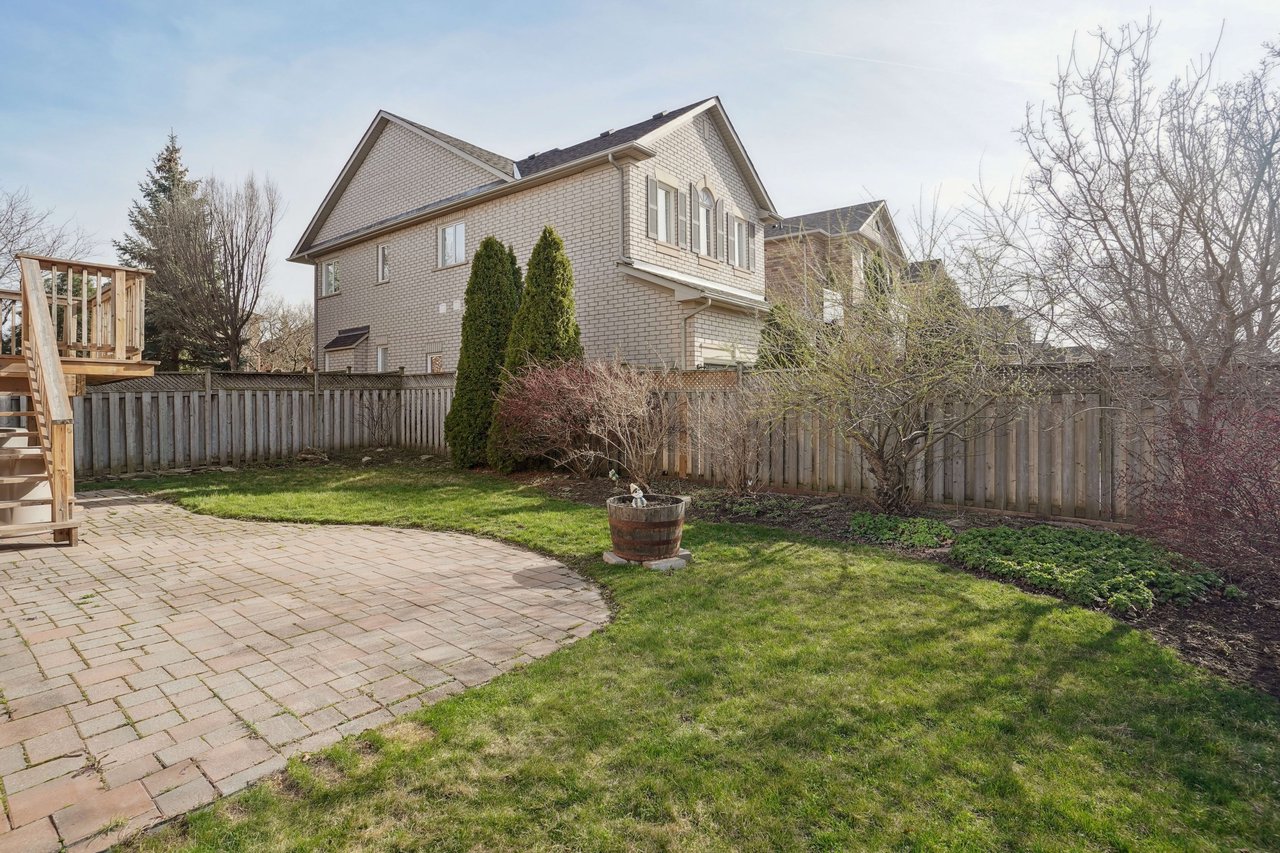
(696, 188, 714, 256)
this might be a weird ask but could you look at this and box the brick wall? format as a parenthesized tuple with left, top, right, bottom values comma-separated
(312, 108, 766, 372)
(315, 121, 498, 244)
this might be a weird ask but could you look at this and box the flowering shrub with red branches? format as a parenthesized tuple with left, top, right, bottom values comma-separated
(490, 360, 598, 477)
(1139, 402, 1280, 584)
(491, 359, 680, 489)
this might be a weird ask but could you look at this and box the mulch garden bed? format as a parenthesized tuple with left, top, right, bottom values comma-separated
(515, 469, 1280, 700)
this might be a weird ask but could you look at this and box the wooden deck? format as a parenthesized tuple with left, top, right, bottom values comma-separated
(0, 254, 154, 544)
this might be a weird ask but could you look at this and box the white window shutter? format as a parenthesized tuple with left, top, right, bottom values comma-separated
(688, 184, 700, 253)
(646, 176, 659, 239)
(747, 222, 756, 270)
(726, 214, 737, 267)
(715, 200, 726, 261)
(677, 189, 689, 249)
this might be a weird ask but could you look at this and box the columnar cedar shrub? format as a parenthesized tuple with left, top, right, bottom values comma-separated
(1138, 403, 1280, 584)
(445, 237, 521, 467)
(487, 226, 583, 471)
(952, 525, 1221, 613)
(501, 225, 582, 374)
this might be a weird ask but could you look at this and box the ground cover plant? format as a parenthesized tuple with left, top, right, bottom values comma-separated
(952, 524, 1223, 614)
(849, 510, 954, 548)
(114, 461, 1280, 852)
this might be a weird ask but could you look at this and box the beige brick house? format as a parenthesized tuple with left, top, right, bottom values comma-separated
(764, 200, 906, 321)
(289, 97, 778, 373)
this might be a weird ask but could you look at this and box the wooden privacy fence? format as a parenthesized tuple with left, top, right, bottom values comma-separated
(1, 372, 455, 477)
(662, 385, 1161, 523)
(1, 364, 1161, 523)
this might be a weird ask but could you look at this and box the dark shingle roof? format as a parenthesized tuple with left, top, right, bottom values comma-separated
(514, 98, 711, 177)
(765, 201, 884, 239)
(394, 115, 517, 176)
(323, 326, 370, 351)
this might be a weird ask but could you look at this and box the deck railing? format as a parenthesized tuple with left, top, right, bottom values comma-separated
(12, 254, 148, 362)
(18, 256, 76, 538)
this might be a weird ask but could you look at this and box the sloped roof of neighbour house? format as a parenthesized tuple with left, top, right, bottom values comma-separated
(290, 97, 778, 262)
(765, 199, 908, 260)
(765, 201, 885, 239)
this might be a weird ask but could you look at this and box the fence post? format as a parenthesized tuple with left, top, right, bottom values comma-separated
(396, 367, 405, 447)
(311, 371, 320, 449)
(1099, 388, 1115, 521)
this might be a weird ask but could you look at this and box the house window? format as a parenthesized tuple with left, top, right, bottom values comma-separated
(647, 176, 686, 246)
(376, 345, 388, 372)
(696, 189, 714, 256)
(376, 244, 390, 283)
(656, 182, 675, 244)
(439, 222, 466, 267)
(727, 215, 753, 269)
(426, 353, 443, 374)
(321, 261, 339, 295)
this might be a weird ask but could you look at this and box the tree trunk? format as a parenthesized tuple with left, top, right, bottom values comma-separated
(866, 452, 916, 515)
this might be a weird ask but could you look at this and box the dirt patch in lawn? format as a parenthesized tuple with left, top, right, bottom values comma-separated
(515, 469, 1280, 700)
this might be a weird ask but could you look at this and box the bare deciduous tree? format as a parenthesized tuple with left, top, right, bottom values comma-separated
(967, 20, 1280, 412)
(0, 186, 92, 287)
(357, 392, 402, 447)
(153, 174, 281, 370)
(245, 296, 313, 372)
(690, 383, 769, 495)
(763, 210, 1029, 513)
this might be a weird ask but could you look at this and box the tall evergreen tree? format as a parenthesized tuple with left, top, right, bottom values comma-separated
(487, 226, 582, 470)
(445, 236, 522, 467)
(115, 133, 218, 369)
(502, 226, 582, 374)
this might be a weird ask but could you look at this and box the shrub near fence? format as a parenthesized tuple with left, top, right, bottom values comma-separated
(659, 372, 1163, 524)
(0, 372, 454, 477)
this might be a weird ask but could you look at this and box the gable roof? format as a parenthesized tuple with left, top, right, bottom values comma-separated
(515, 99, 707, 177)
(291, 97, 778, 261)
(395, 115, 516, 177)
(765, 201, 885, 239)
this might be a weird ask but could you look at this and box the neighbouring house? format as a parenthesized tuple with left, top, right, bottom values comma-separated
(289, 97, 779, 373)
(764, 200, 906, 322)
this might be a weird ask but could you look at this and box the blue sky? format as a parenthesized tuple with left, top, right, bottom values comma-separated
(2, 0, 1276, 302)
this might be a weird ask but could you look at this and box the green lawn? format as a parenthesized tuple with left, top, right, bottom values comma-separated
(117, 462, 1280, 852)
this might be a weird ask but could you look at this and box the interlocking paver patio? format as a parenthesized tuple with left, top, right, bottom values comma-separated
(0, 491, 607, 849)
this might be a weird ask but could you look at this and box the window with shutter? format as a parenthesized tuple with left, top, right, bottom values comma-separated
(677, 189, 689, 248)
(725, 212, 737, 266)
(747, 222, 756, 270)
(646, 176, 659, 240)
(715, 199, 726, 261)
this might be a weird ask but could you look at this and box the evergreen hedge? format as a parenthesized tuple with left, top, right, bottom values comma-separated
(487, 226, 583, 470)
(502, 226, 582, 374)
(445, 237, 521, 467)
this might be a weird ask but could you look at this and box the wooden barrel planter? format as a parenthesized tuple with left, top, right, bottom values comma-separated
(606, 494, 686, 562)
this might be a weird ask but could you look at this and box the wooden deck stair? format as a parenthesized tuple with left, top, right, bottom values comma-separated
(0, 255, 153, 546)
